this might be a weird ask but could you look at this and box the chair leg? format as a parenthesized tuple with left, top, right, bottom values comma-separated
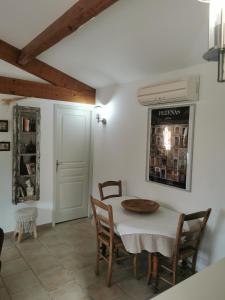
(133, 254, 138, 279)
(147, 253, 152, 285)
(191, 254, 198, 274)
(172, 259, 178, 286)
(107, 245, 113, 287)
(95, 241, 100, 276)
(153, 254, 159, 292)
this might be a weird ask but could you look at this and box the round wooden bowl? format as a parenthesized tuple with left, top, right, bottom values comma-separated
(121, 199, 159, 214)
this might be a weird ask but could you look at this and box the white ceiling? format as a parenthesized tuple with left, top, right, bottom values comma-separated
(0, 0, 209, 88)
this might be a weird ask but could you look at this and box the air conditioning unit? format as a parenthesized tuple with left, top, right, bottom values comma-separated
(138, 76, 200, 106)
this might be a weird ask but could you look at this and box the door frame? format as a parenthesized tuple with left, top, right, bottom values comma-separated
(52, 103, 94, 226)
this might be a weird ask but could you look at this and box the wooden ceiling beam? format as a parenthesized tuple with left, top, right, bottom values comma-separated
(0, 39, 95, 95)
(0, 76, 95, 104)
(18, 0, 118, 65)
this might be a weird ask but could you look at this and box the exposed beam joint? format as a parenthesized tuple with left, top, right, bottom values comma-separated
(0, 39, 95, 95)
(18, 0, 118, 65)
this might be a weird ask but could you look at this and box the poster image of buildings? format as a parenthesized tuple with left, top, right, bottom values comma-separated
(147, 105, 194, 190)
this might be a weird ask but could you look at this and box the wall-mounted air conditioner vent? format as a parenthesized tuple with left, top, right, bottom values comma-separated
(138, 76, 200, 106)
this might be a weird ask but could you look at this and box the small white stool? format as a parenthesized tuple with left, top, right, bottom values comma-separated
(14, 207, 38, 242)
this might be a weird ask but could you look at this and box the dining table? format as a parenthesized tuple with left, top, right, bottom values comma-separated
(96, 196, 197, 258)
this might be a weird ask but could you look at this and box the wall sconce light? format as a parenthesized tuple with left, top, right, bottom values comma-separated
(95, 106, 107, 125)
(199, 0, 225, 82)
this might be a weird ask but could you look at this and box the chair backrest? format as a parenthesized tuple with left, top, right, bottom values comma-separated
(174, 208, 211, 258)
(98, 180, 122, 201)
(91, 196, 114, 244)
(0, 228, 4, 271)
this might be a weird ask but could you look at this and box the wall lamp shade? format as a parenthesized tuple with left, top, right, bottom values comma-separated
(95, 106, 107, 125)
(200, 0, 225, 82)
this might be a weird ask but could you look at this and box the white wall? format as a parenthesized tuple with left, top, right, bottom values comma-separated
(0, 99, 54, 232)
(92, 63, 225, 268)
(0, 98, 93, 232)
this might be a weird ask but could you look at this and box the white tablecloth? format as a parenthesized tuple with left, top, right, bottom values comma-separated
(97, 196, 192, 257)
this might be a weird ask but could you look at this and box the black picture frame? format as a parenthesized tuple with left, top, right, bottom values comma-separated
(0, 142, 10, 151)
(0, 120, 8, 132)
(146, 104, 195, 191)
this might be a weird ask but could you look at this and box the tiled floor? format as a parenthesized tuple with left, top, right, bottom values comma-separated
(0, 218, 157, 300)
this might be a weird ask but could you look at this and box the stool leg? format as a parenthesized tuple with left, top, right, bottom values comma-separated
(18, 224, 23, 243)
(33, 224, 37, 239)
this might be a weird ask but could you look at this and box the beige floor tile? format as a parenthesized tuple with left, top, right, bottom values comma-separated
(3, 238, 15, 249)
(21, 246, 50, 261)
(73, 241, 96, 257)
(1, 246, 21, 262)
(69, 218, 90, 225)
(110, 265, 134, 285)
(1, 257, 29, 277)
(16, 239, 43, 251)
(0, 219, 158, 299)
(72, 265, 106, 289)
(3, 269, 40, 295)
(87, 283, 125, 300)
(11, 285, 50, 300)
(0, 287, 11, 300)
(71, 220, 94, 232)
(0, 277, 4, 288)
(117, 277, 154, 300)
(28, 255, 61, 275)
(54, 222, 73, 233)
(49, 281, 91, 300)
(37, 266, 74, 291)
(59, 253, 95, 271)
(73, 261, 133, 288)
(39, 235, 64, 248)
(46, 243, 75, 259)
(38, 226, 56, 236)
(59, 236, 85, 248)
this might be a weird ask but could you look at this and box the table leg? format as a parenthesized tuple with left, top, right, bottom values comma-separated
(133, 254, 138, 278)
(147, 253, 158, 285)
(153, 254, 158, 279)
(152, 254, 159, 292)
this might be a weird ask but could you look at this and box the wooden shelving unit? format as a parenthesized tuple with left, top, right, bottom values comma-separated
(13, 105, 40, 204)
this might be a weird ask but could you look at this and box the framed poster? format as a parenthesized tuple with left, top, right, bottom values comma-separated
(146, 105, 195, 191)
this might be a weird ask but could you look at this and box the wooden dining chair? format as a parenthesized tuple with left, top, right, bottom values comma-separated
(91, 196, 135, 287)
(147, 208, 211, 288)
(98, 180, 122, 201)
(0, 228, 4, 271)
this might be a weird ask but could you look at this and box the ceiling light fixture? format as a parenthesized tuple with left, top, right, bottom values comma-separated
(199, 0, 225, 82)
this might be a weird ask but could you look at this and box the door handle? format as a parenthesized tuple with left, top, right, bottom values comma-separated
(56, 160, 62, 172)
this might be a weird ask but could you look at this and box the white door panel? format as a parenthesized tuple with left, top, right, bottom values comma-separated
(55, 105, 91, 223)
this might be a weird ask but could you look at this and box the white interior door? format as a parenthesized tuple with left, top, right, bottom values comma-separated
(55, 105, 91, 223)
